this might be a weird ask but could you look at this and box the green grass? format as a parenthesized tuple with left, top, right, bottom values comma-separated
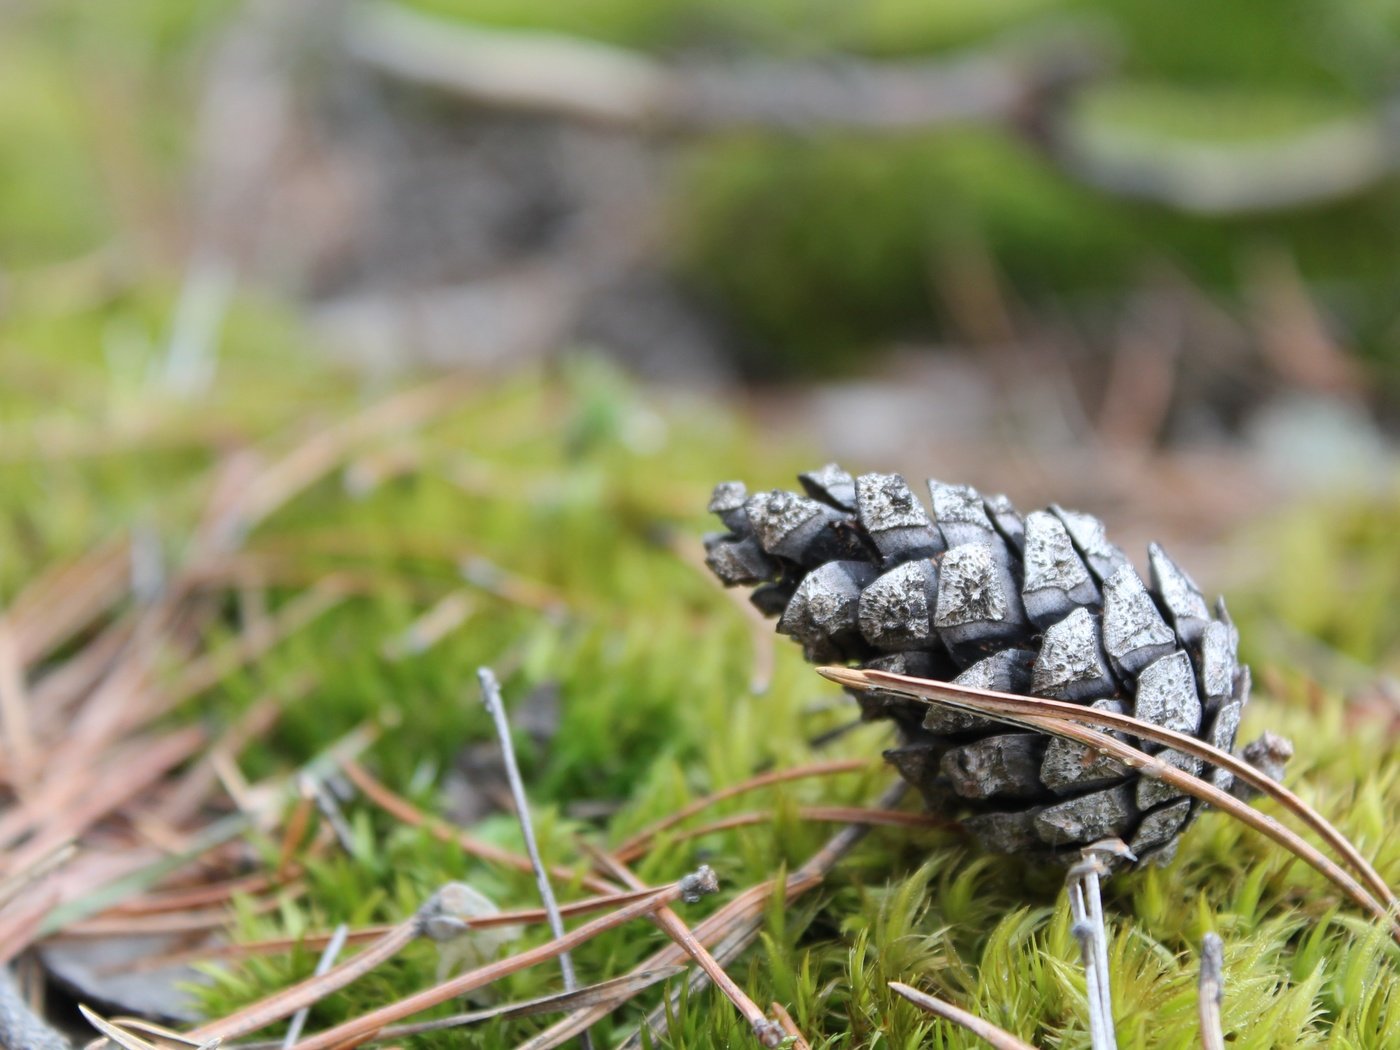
(3, 304, 1398, 1046)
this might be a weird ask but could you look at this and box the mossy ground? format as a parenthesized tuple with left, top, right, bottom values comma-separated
(2, 4, 1399, 1043)
(3, 308, 1398, 1046)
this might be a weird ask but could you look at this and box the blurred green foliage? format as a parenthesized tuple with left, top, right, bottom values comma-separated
(5, 0, 1400, 384)
(404, 0, 1400, 380)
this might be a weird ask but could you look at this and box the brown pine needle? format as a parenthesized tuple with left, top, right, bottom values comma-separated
(111, 885, 668, 973)
(341, 759, 621, 895)
(613, 758, 869, 858)
(0, 841, 74, 911)
(819, 666, 1400, 940)
(227, 967, 686, 1050)
(106, 871, 284, 916)
(276, 794, 315, 878)
(832, 666, 1397, 908)
(81, 1005, 168, 1050)
(612, 805, 951, 864)
(188, 918, 423, 1042)
(770, 1002, 811, 1050)
(3, 538, 131, 668)
(3, 725, 207, 877)
(583, 845, 789, 1047)
(284, 879, 704, 1050)
(64, 887, 298, 938)
(0, 624, 37, 789)
(889, 982, 1038, 1050)
(555, 781, 909, 1050)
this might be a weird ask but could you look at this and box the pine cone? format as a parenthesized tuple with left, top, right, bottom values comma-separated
(704, 465, 1254, 865)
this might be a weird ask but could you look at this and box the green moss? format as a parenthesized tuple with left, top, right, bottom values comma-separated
(4, 310, 1397, 1045)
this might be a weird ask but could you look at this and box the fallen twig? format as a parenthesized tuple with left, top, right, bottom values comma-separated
(349, 1, 1106, 131)
(1198, 933, 1226, 1050)
(477, 666, 590, 1050)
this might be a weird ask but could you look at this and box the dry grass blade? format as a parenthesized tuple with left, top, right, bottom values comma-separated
(819, 666, 1400, 940)
(284, 880, 699, 1050)
(889, 981, 1038, 1050)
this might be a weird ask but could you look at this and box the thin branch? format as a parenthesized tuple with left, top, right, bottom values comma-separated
(1198, 933, 1226, 1050)
(349, 1, 1106, 131)
(477, 666, 590, 1050)
(889, 982, 1038, 1050)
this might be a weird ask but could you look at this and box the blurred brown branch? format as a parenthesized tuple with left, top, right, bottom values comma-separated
(348, 2, 1400, 216)
(348, 2, 1107, 131)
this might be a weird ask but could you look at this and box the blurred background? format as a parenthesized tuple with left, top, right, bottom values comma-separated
(5, 0, 1400, 578)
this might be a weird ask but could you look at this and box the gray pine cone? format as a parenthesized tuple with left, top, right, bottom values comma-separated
(704, 464, 1254, 865)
